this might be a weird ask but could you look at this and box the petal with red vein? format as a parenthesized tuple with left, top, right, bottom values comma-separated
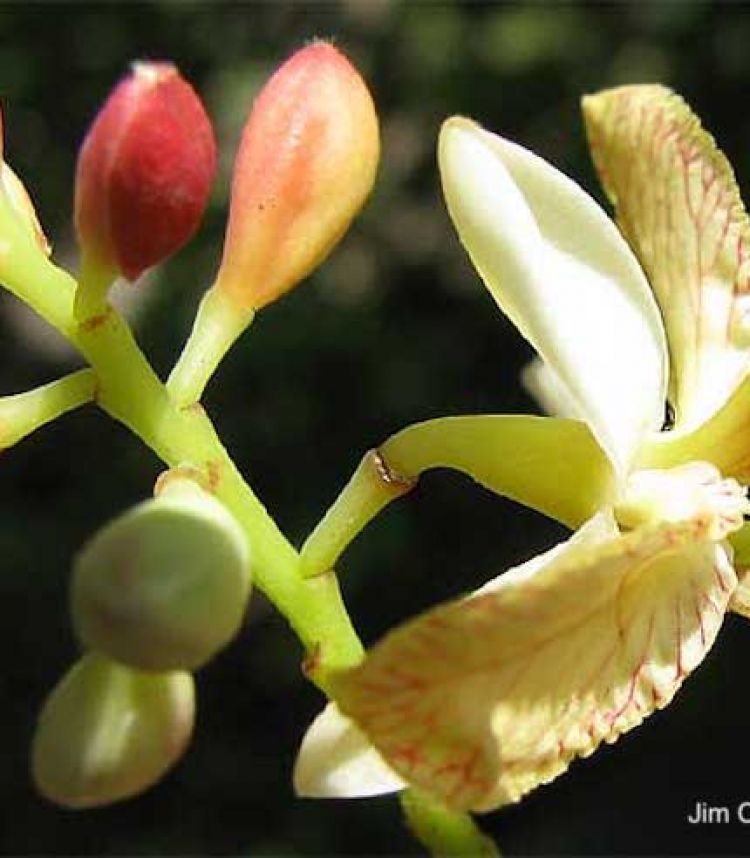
(584, 85, 750, 430)
(332, 521, 735, 812)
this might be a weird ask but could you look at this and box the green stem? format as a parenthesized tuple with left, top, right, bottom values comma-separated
(74, 251, 117, 322)
(300, 448, 415, 578)
(166, 286, 254, 408)
(401, 789, 499, 857)
(0, 368, 96, 448)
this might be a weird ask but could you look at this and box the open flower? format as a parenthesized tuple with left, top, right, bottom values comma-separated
(294, 86, 750, 812)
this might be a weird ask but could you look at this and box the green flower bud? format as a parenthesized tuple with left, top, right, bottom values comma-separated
(71, 480, 251, 671)
(32, 652, 194, 809)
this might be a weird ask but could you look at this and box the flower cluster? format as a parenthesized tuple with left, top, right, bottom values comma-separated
(1, 29, 747, 857)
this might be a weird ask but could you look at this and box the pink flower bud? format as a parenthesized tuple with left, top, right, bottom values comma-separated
(74, 62, 217, 282)
(215, 41, 380, 310)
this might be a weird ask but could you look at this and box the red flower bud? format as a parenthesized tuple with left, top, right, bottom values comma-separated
(74, 61, 217, 282)
(214, 41, 380, 310)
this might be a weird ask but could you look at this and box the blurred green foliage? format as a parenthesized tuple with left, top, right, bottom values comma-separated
(0, 1, 749, 854)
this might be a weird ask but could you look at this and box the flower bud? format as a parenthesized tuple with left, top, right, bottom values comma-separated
(71, 480, 251, 671)
(214, 40, 380, 310)
(32, 652, 194, 809)
(74, 61, 216, 282)
(0, 107, 50, 258)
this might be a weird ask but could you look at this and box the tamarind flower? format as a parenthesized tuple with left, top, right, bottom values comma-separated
(295, 86, 750, 812)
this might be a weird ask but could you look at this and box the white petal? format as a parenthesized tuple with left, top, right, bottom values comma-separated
(439, 117, 668, 473)
(521, 356, 583, 420)
(293, 701, 405, 798)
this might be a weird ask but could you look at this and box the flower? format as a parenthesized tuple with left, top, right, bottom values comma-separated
(294, 86, 750, 812)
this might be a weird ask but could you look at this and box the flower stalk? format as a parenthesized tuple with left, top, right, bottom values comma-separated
(0, 368, 96, 449)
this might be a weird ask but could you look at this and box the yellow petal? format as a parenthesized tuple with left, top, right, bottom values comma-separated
(438, 117, 667, 473)
(584, 85, 750, 430)
(332, 519, 736, 812)
(297, 514, 614, 798)
(293, 701, 405, 798)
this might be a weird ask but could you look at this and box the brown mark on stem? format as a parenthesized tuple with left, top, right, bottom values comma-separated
(301, 643, 323, 678)
(78, 306, 113, 333)
(90, 374, 103, 405)
(371, 448, 418, 496)
(205, 459, 223, 493)
(182, 401, 206, 417)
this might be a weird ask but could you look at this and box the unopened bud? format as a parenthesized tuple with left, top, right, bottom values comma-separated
(71, 480, 251, 671)
(32, 652, 194, 809)
(74, 61, 216, 282)
(215, 41, 380, 310)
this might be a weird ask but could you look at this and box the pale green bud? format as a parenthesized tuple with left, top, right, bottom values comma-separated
(32, 652, 194, 809)
(71, 480, 251, 671)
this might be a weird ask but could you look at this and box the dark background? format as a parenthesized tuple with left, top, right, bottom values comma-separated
(0, 1, 749, 854)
